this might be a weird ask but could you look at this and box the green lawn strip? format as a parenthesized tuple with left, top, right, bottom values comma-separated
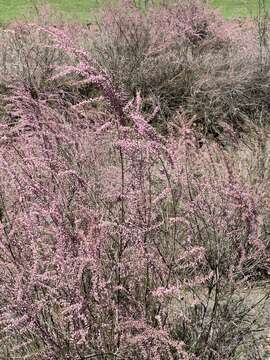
(0, 0, 114, 25)
(0, 0, 270, 25)
(0, 0, 33, 24)
(211, 0, 270, 18)
(47, 0, 113, 23)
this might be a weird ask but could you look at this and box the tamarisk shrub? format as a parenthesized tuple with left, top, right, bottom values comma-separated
(0, 39, 201, 358)
(0, 8, 66, 94)
(0, 26, 268, 360)
(90, 0, 270, 139)
(0, 5, 93, 123)
(90, 0, 220, 125)
(90, 0, 248, 134)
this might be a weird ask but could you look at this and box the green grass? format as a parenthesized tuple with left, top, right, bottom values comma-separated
(0, 0, 270, 24)
(0, 0, 112, 24)
(211, 0, 270, 18)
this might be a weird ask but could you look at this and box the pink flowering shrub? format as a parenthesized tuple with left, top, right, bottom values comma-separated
(0, 24, 268, 359)
(89, 0, 270, 139)
(0, 82, 201, 359)
(1, 1, 270, 139)
(91, 0, 231, 126)
(0, 6, 92, 122)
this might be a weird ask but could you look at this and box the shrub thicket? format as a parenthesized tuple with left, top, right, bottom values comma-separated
(91, 0, 270, 137)
(0, 1, 269, 359)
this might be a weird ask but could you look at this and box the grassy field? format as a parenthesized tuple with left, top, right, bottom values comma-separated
(0, 0, 270, 24)
(0, 0, 110, 24)
(212, 0, 270, 18)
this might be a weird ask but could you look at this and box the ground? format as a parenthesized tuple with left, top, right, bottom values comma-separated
(0, 0, 270, 24)
(212, 0, 270, 18)
(0, 0, 108, 24)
